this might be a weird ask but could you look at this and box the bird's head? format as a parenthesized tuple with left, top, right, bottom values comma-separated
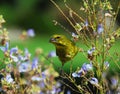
(49, 34, 67, 46)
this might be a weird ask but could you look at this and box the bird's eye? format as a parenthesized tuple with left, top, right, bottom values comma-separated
(56, 36, 60, 39)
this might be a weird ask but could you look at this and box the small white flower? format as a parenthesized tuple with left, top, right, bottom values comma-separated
(72, 72, 78, 78)
(89, 77, 98, 85)
(31, 76, 43, 81)
(72, 69, 84, 78)
(19, 62, 31, 72)
(6, 74, 14, 84)
(10, 55, 19, 62)
(105, 13, 112, 17)
(72, 32, 79, 38)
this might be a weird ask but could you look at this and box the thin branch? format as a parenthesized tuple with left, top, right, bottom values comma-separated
(50, 0, 76, 33)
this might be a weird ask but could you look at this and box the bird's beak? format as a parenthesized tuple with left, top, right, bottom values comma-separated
(49, 38, 56, 43)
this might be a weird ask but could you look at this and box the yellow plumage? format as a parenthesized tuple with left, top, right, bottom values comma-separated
(49, 34, 78, 66)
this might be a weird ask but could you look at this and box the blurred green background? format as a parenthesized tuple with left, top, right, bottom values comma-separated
(0, 0, 84, 34)
(0, 0, 120, 72)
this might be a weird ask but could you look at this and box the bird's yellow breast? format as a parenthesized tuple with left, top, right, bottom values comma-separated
(49, 34, 78, 66)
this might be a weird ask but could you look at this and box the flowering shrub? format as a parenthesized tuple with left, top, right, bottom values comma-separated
(0, 16, 63, 94)
(0, 0, 120, 94)
(50, 0, 120, 94)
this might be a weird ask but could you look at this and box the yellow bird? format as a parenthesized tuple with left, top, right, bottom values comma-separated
(49, 34, 78, 66)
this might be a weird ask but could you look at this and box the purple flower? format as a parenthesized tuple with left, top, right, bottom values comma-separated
(51, 86, 61, 94)
(72, 62, 92, 78)
(12, 48, 31, 63)
(56, 88, 61, 93)
(19, 62, 31, 72)
(6, 64, 14, 73)
(31, 57, 39, 70)
(72, 69, 84, 78)
(48, 51, 56, 58)
(87, 47, 95, 55)
(104, 61, 109, 70)
(0, 42, 9, 52)
(10, 47, 18, 55)
(81, 63, 93, 72)
(71, 32, 79, 39)
(39, 81, 45, 88)
(110, 77, 118, 87)
(85, 20, 88, 27)
(24, 48, 31, 60)
(9, 47, 18, 62)
(31, 72, 46, 82)
(5, 42, 9, 51)
(18, 55, 24, 61)
(39, 92, 44, 94)
(6, 74, 14, 83)
(67, 90, 71, 94)
(97, 24, 104, 34)
(106, 90, 111, 94)
(89, 77, 98, 85)
(31, 76, 43, 82)
(27, 29, 35, 37)
(41, 72, 46, 79)
(1, 73, 14, 84)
